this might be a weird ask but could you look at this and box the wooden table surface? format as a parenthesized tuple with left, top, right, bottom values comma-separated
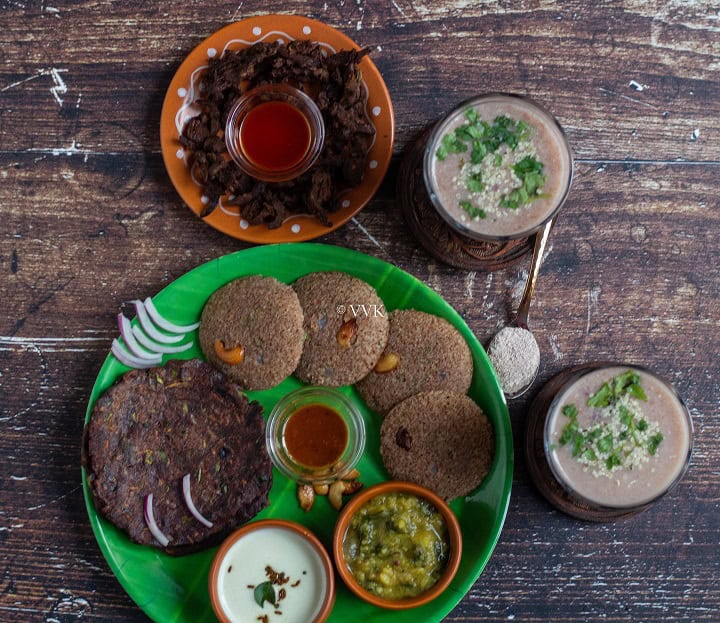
(1, 1, 718, 621)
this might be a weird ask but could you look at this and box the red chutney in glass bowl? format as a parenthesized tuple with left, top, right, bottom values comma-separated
(284, 403, 349, 468)
(239, 100, 312, 173)
(265, 386, 365, 485)
(225, 83, 325, 183)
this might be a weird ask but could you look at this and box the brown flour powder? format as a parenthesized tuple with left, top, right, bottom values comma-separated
(487, 326, 540, 395)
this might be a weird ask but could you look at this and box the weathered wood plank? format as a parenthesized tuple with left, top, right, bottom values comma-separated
(0, 1, 718, 160)
(1, 1, 719, 621)
(1, 154, 718, 621)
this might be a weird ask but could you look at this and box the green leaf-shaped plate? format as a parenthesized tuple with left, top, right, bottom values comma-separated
(82, 243, 512, 622)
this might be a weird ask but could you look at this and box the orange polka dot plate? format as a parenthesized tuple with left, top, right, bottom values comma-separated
(160, 14, 394, 243)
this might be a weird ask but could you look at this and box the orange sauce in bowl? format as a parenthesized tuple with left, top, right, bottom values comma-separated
(284, 404, 348, 468)
(240, 101, 312, 172)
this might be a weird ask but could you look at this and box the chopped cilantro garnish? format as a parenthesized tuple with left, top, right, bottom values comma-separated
(435, 133, 467, 160)
(582, 448, 598, 462)
(606, 453, 622, 470)
(572, 433, 584, 457)
(648, 433, 664, 456)
(559, 422, 577, 446)
(459, 200, 486, 219)
(588, 370, 647, 408)
(467, 172, 484, 193)
(470, 142, 487, 165)
(435, 110, 545, 210)
(627, 382, 648, 401)
(597, 434, 614, 454)
(557, 371, 663, 476)
(562, 404, 578, 419)
(500, 156, 547, 210)
(454, 125, 474, 142)
(587, 383, 612, 408)
(513, 154, 543, 175)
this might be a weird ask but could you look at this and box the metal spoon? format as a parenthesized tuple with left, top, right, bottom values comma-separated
(488, 219, 554, 399)
(515, 219, 554, 333)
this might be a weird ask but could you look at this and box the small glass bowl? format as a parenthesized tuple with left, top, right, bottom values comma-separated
(266, 386, 366, 485)
(543, 363, 693, 513)
(423, 92, 573, 242)
(225, 83, 325, 183)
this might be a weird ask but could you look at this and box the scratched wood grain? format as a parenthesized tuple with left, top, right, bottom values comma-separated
(1, 0, 719, 622)
(0, 1, 718, 160)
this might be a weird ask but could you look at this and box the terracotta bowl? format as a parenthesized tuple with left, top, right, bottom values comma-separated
(332, 481, 462, 610)
(209, 519, 335, 623)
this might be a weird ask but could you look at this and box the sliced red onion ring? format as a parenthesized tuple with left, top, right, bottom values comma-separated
(144, 493, 170, 547)
(111, 339, 161, 369)
(182, 473, 213, 528)
(144, 297, 200, 334)
(117, 314, 161, 360)
(131, 325, 193, 355)
(131, 300, 184, 344)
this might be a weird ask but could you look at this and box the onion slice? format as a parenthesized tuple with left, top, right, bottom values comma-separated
(144, 297, 200, 334)
(117, 314, 160, 360)
(144, 494, 170, 547)
(132, 300, 184, 344)
(131, 325, 193, 354)
(111, 339, 161, 369)
(182, 473, 213, 528)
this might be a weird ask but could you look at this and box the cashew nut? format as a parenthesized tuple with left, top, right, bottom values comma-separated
(338, 467, 360, 481)
(213, 340, 245, 365)
(328, 480, 346, 511)
(374, 352, 400, 373)
(313, 483, 329, 496)
(336, 318, 358, 349)
(297, 484, 315, 512)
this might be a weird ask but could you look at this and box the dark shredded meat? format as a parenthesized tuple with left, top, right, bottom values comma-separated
(180, 40, 376, 228)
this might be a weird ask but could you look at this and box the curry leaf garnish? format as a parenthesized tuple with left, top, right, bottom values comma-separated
(254, 581, 277, 608)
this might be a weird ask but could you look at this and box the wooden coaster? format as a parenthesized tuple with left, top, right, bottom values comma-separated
(525, 364, 651, 522)
(397, 126, 533, 271)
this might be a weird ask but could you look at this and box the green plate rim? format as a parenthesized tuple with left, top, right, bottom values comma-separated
(82, 242, 512, 622)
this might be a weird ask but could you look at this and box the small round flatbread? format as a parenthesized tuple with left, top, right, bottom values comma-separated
(355, 309, 473, 415)
(293, 271, 389, 387)
(199, 276, 304, 390)
(380, 390, 495, 500)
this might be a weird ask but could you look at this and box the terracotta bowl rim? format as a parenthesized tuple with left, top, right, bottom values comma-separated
(332, 481, 463, 610)
(209, 519, 336, 623)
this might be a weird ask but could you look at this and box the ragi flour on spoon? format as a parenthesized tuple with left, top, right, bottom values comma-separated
(487, 326, 540, 396)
